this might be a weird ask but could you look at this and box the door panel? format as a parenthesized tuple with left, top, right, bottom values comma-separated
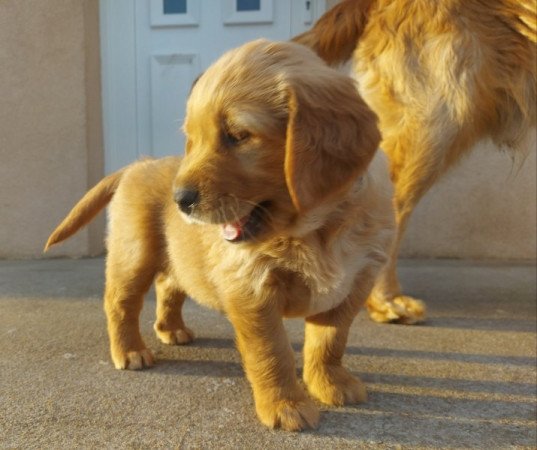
(101, 0, 326, 172)
(150, 53, 200, 156)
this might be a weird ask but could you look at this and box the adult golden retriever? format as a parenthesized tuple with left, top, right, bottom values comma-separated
(46, 40, 395, 431)
(294, 0, 537, 324)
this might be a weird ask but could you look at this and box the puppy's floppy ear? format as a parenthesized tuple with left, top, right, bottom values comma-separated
(284, 77, 380, 212)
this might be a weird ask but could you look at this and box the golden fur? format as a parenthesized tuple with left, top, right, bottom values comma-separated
(46, 40, 395, 431)
(294, 0, 537, 323)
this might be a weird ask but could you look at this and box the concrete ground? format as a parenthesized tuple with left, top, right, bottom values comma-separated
(0, 258, 535, 449)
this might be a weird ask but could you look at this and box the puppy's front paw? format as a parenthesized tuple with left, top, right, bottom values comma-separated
(154, 325, 195, 345)
(304, 365, 367, 406)
(367, 294, 426, 324)
(256, 396, 319, 431)
(111, 348, 155, 370)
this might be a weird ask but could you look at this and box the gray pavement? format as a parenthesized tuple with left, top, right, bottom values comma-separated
(1, 257, 536, 449)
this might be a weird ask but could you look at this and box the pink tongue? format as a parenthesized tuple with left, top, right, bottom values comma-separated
(222, 222, 243, 241)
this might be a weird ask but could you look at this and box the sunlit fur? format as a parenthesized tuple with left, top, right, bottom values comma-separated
(294, 0, 537, 324)
(45, 40, 395, 431)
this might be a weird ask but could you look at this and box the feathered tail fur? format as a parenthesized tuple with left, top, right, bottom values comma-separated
(44, 169, 125, 251)
(291, 0, 376, 65)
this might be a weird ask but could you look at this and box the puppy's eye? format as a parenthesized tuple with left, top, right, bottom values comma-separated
(223, 129, 250, 147)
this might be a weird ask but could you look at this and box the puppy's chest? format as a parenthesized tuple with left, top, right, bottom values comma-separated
(229, 233, 370, 317)
(291, 238, 370, 316)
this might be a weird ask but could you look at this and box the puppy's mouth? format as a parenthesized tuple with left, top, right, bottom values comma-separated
(221, 201, 271, 243)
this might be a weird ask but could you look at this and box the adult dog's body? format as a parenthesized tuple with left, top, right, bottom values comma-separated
(294, 0, 537, 323)
(46, 40, 394, 431)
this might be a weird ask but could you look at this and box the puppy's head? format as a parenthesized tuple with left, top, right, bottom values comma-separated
(174, 39, 380, 243)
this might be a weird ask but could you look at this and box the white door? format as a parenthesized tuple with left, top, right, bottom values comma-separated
(100, 0, 327, 173)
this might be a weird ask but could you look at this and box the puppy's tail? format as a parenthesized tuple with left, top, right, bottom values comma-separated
(44, 169, 125, 251)
(291, 0, 376, 65)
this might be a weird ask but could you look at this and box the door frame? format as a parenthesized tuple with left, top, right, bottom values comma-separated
(99, 0, 327, 173)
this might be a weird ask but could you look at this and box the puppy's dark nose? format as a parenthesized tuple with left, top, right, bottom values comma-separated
(174, 188, 199, 215)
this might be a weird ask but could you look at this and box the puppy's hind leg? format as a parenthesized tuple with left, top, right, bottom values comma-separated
(104, 242, 158, 370)
(153, 272, 194, 345)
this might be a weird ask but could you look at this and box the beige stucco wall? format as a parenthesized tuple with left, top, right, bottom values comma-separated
(0, 0, 104, 259)
(0, 0, 535, 259)
(402, 136, 536, 259)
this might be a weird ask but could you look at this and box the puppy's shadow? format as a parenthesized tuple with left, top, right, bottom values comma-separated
(150, 337, 244, 377)
(187, 337, 236, 349)
(313, 383, 536, 447)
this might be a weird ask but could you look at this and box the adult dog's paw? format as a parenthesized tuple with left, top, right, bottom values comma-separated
(367, 294, 426, 324)
(111, 348, 155, 370)
(154, 325, 195, 345)
(305, 365, 367, 406)
(256, 396, 319, 431)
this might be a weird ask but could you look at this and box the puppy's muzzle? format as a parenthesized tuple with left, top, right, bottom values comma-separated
(174, 188, 199, 215)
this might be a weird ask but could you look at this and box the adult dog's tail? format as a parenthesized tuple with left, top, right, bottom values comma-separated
(44, 169, 125, 251)
(291, 0, 375, 65)
(293, 0, 537, 62)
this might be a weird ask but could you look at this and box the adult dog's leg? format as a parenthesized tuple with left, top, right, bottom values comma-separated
(366, 129, 451, 324)
(226, 298, 319, 431)
(367, 209, 426, 324)
(153, 272, 194, 345)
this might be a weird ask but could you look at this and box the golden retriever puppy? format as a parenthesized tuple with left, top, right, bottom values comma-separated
(45, 39, 395, 431)
(294, 0, 537, 324)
